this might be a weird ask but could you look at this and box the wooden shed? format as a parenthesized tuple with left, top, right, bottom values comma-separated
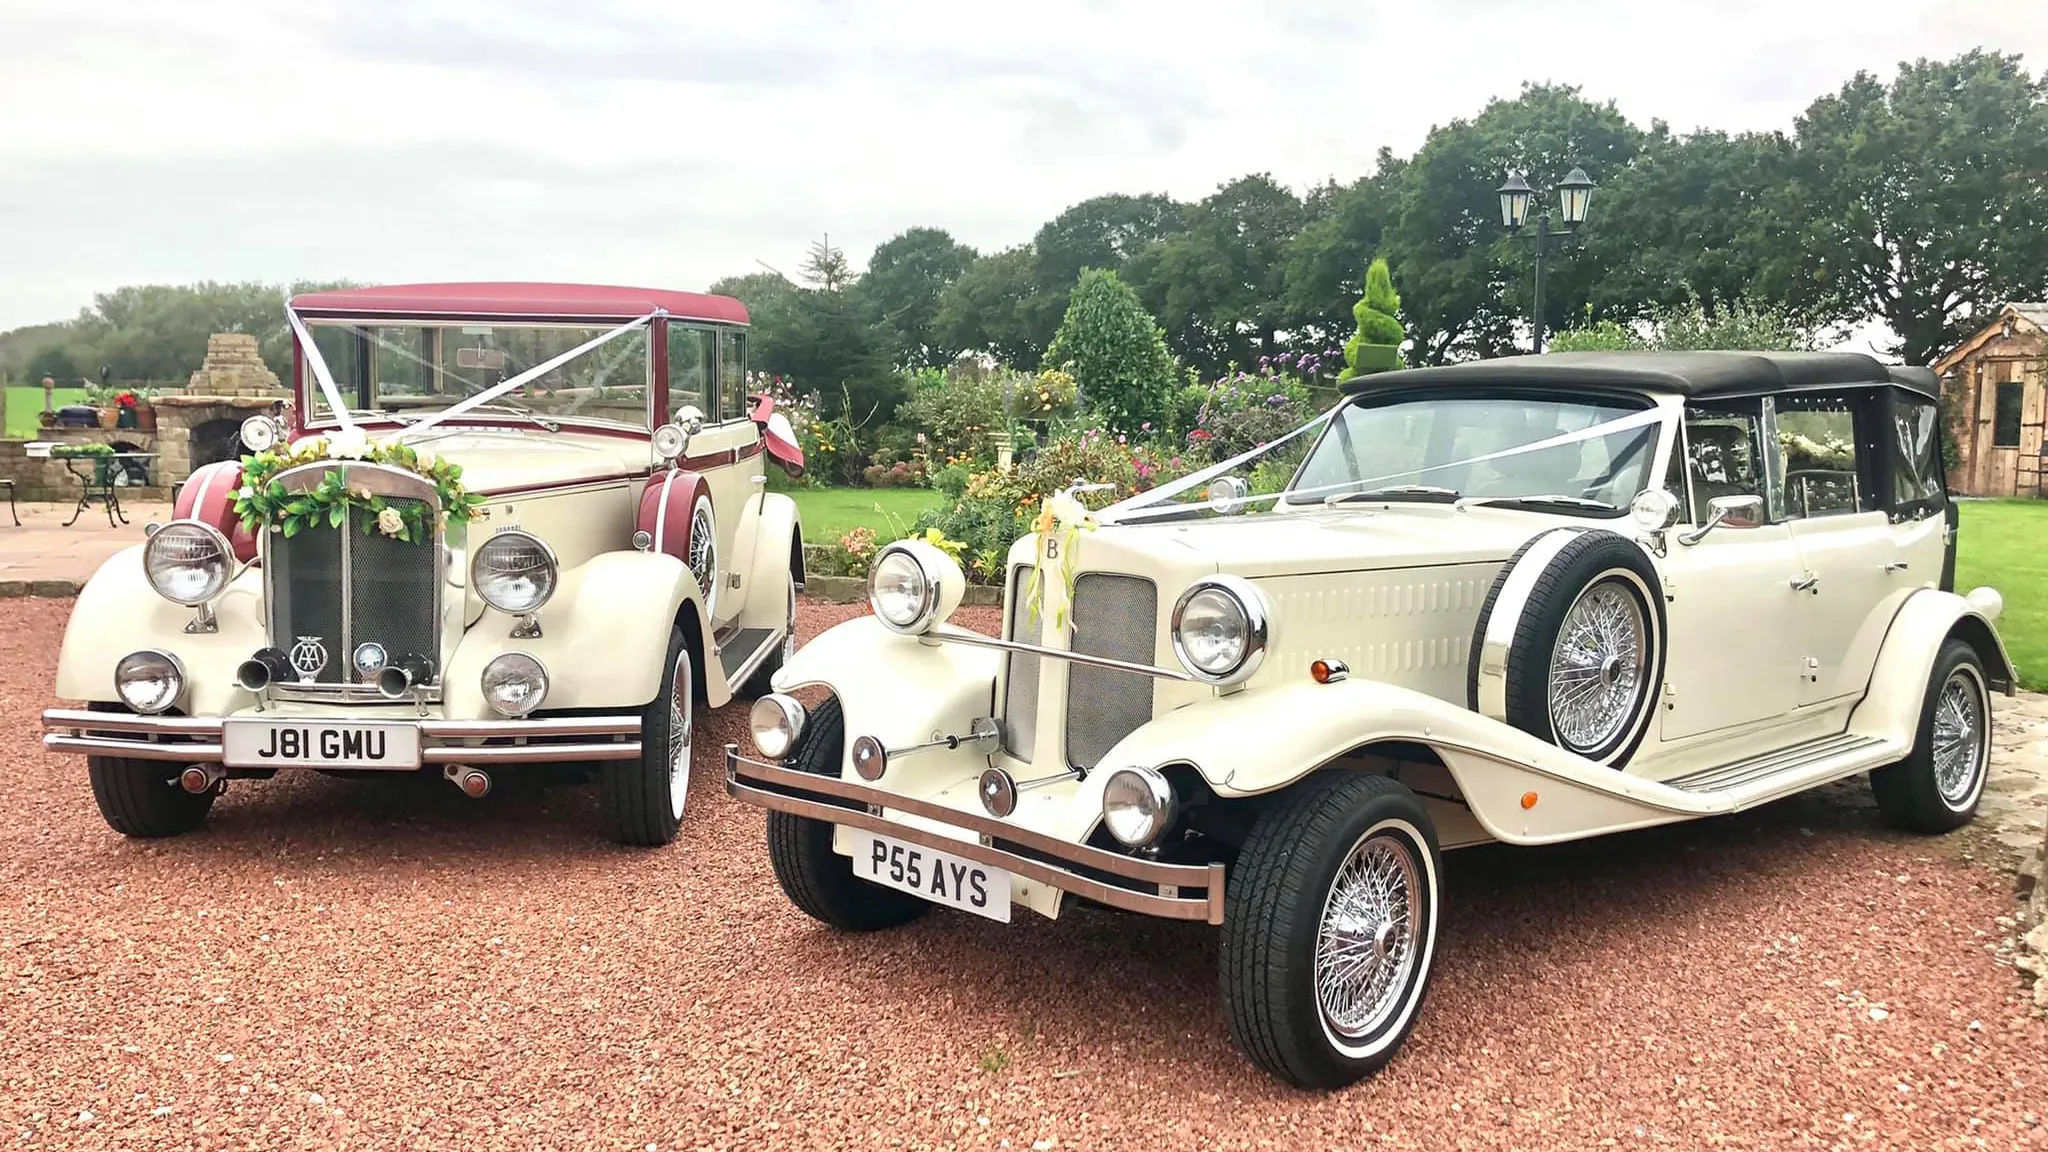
(1934, 302, 2047, 499)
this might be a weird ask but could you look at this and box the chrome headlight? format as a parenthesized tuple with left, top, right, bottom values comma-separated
(1101, 766, 1175, 847)
(115, 650, 185, 715)
(1170, 575, 1270, 685)
(867, 540, 963, 635)
(472, 531, 558, 615)
(239, 414, 280, 452)
(652, 422, 690, 462)
(749, 693, 808, 759)
(481, 652, 548, 717)
(143, 521, 233, 606)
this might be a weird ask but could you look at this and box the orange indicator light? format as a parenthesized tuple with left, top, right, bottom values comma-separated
(1520, 791, 1539, 810)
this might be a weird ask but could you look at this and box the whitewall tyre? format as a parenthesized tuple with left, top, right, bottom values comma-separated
(1221, 772, 1440, 1090)
(600, 624, 694, 846)
(765, 695, 931, 931)
(1870, 639, 1991, 834)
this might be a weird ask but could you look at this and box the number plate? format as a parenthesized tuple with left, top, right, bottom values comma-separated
(847, 830, 1011, 922)
(222, 720, 422, 770)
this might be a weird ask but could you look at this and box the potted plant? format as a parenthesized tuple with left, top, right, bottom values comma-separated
(114, 390, 140, 430)
(133, 387, 158, 431)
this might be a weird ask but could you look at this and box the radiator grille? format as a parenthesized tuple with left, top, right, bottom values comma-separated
(1000, 564, 1039, 760)
(1064, 573, 1158, 769)
(267, 496, 438, 687)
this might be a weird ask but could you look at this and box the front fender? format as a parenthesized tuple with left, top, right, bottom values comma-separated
(53, 545, 268, 711)
(447, 550, 714, 713)
(1848, 587, 2016, 743)
(734, 490, 802, 630)
(770, 615, 1000, 777)
(1103, 677, 1725, 845)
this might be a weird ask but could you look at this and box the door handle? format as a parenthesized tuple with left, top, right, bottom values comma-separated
(1790, 574, 1819, 593)
(1884, 560, 1909, 573)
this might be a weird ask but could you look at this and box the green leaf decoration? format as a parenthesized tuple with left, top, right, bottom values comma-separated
(231, 435, 492, 546)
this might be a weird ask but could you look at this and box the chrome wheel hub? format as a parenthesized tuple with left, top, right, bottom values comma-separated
(688, 506, 717, 616)
(668, 650, 693, 821)
(1548, 579, 1648, 755)
(1316, 833, 1421, 1043)
(1932, 668, 1985, 807)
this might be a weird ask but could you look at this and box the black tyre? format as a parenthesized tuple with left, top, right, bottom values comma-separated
(600, 624, 694, 846)
(766, 695, 930, 931)
(739, 569, 799, 700)
(88, 755, 215, 838)
(1870, 639, 1991, 833)
(1468, 528, 1665, 767)
(1221, 772, 1440, 1090)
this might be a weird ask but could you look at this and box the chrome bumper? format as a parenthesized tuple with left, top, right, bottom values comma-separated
(724, 745, 1225, 924)
(40, 708, 641, 764)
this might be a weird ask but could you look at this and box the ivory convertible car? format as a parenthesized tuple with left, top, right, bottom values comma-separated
(44, 282, 806, 846)
(728, 350, 2014, 1089)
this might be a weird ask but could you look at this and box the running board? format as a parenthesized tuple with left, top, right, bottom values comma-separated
(717, 627, 778, 685)
(1662, 732, 1901, 808)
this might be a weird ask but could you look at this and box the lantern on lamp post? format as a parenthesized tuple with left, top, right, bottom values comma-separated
(1496, 166, 1595, 354)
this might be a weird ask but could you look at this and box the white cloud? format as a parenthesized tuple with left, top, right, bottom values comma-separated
(0, 0, 2040, 338)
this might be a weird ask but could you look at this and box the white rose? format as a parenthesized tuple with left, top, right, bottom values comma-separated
(328, 428, 370, 460)
(376, 506, 404, 537)
(236, 485, 254, 500)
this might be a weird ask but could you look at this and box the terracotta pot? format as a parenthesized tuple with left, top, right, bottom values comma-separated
(96, 407, 118, 429)
(135, 405, 157, 431)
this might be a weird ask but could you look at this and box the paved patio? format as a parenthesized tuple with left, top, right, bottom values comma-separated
(0, 499, 171, 591)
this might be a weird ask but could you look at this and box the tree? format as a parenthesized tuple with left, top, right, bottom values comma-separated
(933, 246, 1059, 369)
(1785, 50, 2048, 364)
(26, 344, 81, 383)
(1281, 157, 1405, 348)
(1381, 84, 1644, 364)
(1042, 268, 1177, 434)
(1338, 257, 1405, 379)
(855, 227, 978, 369)
(799, 236, 853, 291)
(1123, 173, 1306, 374)
(1547, 298, 1820, 352)
(1033, 193, 1187, 295)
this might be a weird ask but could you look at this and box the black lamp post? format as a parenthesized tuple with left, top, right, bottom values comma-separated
(1497, 166, 1595, 354)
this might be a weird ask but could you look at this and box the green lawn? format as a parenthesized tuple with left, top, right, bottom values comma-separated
(6, 385, 87, 437)
(791, 486, 945, 543)
(1955, 500, 2046, 691)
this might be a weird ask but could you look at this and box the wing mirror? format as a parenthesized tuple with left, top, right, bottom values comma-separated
(1677, 493, 1765, 546)
(674, 405, 706, 434)
(1206, 476, 1251, 515)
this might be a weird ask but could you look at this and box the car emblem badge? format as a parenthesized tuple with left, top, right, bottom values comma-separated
(289, 636, 329, 683)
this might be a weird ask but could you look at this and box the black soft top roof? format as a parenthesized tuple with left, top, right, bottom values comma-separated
(1340, 350, 1939, 402)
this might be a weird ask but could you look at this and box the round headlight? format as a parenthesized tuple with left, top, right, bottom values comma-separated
(143, 521, 233, 606)
(1101, 766, 1176, 847)
(115, 650, 185, 715)
(652, 423, 690, 462)
(1170, 575, 1270, 685)
(481, 652, 548, 717)
(239, 414, 279, 452)
(748, 693, 808, 759)
(472, 531, 558, 615)
(1630, 488, 1680, 531)
(868, 545, 937, 633)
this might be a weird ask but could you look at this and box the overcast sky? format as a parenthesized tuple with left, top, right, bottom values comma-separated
(3, 0, 2042, 351)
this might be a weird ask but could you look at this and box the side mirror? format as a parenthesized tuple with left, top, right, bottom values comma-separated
(1677, 493, 1765, 546)
(674, 404, 706, 434)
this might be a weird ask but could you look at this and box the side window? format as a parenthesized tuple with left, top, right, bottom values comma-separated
(666, 324, 714, 420)
(1681, 402, 1765, 522)
(718, 330, 747, 422)
(1888, 391, 1945, 512)
(1771, 395, 1863, 519)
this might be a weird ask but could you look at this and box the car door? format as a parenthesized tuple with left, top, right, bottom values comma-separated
(1884, 386, 1955, 589)
(1658, 399, 1810, 742)
(690, 329, 764, 625)
(1765, 391, 1917, 708)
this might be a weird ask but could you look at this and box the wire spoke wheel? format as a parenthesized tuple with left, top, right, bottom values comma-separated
(1315, 832, 1422, 1044)
(688, 503, 718, 616)
(1546, 577, 1648, 755)
(667, 648, 693, 821)
(1931, 667, 1985, 806)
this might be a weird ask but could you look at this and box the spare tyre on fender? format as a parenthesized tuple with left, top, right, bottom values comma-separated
(1466, 527, 1666, 767)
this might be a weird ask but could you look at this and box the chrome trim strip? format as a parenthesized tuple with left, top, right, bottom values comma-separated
(45, 735, 225, 761)
(725, 747, 1223, 924)
(423, 742, 640, 764)
(420, 717, 639, 738)
(1473, 527, 1587, 722)
(926, 624, 1197, 682)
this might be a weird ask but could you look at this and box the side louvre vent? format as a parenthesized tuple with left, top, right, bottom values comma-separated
(1000, 564, 1039, 760)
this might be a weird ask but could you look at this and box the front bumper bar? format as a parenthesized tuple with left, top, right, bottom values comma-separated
(41, 708, 641, 764)
(724, 745, 1225, 924)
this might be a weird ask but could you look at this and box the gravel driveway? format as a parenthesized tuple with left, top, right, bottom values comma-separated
(4, 598, 2045, 1150)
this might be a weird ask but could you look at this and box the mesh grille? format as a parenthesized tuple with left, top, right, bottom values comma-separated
(1064, 573, 1157, 769)
(1001, 565, 1039, 760)
(267, 483, 438, 687)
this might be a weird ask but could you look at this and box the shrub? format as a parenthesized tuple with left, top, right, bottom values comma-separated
(1007, 366, 1080, 422)
(1184, 368, 1318, 464)
(1338, 256, 1406, 379)
(1043, 268, 1177, 435)
(897, 365, 1006, 466)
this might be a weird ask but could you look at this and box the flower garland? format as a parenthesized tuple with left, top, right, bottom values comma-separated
(232, 429, 488, 543)
(1022, 491, 1098, 630)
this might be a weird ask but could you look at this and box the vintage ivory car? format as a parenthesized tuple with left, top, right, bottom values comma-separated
(44, 282, 806, 847)
(728, 350, 2014, 1089)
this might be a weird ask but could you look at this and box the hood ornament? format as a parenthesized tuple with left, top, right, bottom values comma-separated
(288, 636, 329, 683)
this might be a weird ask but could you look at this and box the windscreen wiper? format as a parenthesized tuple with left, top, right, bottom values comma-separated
(1460, 493, 1620, 512)
(1325, 485, 1462, 506)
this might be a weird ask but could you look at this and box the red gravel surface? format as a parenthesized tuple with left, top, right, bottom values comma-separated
(3, 596, 2045, 1150)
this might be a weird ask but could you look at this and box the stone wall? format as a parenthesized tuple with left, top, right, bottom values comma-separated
(2019, 820, 2048, 1009)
